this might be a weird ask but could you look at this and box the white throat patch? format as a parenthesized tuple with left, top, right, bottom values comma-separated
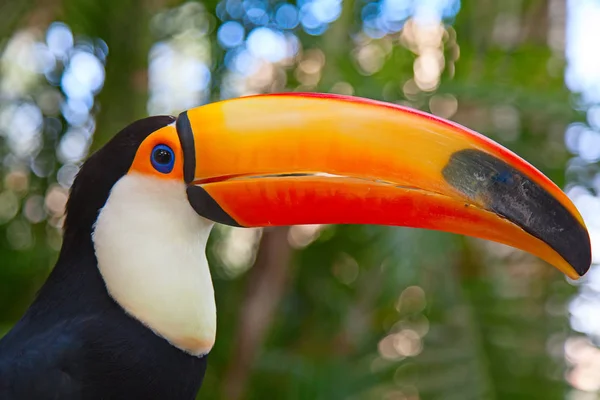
(92, 173, 216, 356)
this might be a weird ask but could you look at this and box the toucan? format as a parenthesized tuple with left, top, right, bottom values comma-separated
(0, 93, 591, 399)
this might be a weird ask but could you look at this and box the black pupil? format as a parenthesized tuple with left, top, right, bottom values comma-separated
(154, 148, 172, 165)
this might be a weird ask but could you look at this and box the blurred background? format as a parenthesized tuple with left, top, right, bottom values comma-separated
(0, 0, 599, 398)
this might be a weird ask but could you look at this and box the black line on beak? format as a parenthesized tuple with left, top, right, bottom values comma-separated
(442, 149, 591, 276)
(187, 186, 242, 227)
(176, 110, 242, 227)
(176, 111, 195, 184)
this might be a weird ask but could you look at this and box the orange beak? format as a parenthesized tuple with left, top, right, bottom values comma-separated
(176, 93, 591, 279)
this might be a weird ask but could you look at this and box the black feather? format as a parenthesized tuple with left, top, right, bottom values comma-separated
(0, 116, 207, 399)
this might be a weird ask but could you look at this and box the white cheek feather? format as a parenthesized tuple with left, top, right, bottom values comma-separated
(92, 173, 216, 356)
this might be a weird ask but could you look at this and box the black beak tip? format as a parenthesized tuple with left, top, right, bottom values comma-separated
(570, 238, 592, 277)
(443, 149, 592, 278)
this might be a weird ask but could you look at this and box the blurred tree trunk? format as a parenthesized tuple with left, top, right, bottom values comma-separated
(0, 0, 37, 41)
(219, 3, 359, 395)
(220, 227, 293, 400)
(320, 0, 355, 89)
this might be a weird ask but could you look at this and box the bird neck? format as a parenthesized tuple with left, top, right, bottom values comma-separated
(26, 223, 110, 320)
(5, 225, 210, 399)
(91, 174, 217, 356)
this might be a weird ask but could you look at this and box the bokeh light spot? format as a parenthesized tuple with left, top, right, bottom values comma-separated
(218, 21, 245, 48)
(275, 4, 299, 29)
(46, 22, 74, 59)
(247, 27, 288, 62)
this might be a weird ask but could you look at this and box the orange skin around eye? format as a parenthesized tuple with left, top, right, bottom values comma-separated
(128, 124, 184, 181)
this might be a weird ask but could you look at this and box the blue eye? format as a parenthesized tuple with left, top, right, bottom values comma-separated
(151, 144, 175, 174)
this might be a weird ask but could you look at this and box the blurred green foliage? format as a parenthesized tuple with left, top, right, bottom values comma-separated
(0, 0, 585, 399)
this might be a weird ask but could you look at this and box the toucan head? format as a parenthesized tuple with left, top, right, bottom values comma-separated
(66, 93, 591, 357)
